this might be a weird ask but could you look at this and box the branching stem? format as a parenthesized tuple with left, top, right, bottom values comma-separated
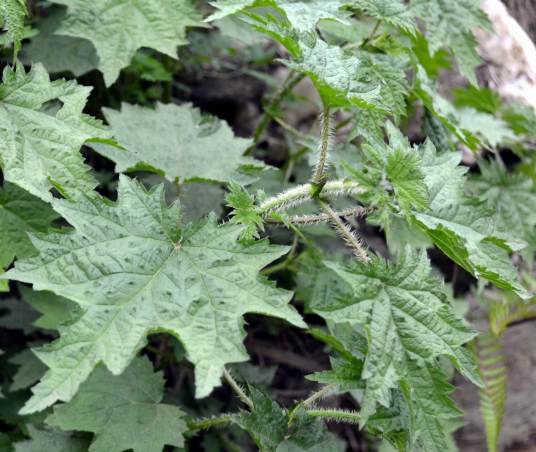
(266, 207, 368, 227)
(258, 180, 364, 215)
(288, 384, 337, 425)
(223, 368, 254, 410)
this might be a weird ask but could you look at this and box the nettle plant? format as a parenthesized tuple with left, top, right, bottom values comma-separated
(0, 0, 535, 451)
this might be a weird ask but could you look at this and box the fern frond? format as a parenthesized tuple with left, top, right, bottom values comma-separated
(474, 333, 507, 452)
(489, 299, 536, 336)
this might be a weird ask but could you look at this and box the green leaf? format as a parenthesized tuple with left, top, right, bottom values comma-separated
(207, 0, 350, 32)
(413, 200, 530, 299)
(232, 386, 346, 452)
(276, 408, 347, 451)
(468, 161, 536, 261)
(345, 122, 428, 220)
(0, 297, 39, 334)
(351, 0, 417, 34)
(410, 0, 490, 84)
(209, 2, 388, 111)
(419, 140, 467, 210)
(315, 250, 480, 420)
(92, 102, 265, 184)
(47, 357, 186, 452)
(226, 183, 264, 240)
(456, 108, 516, 148)
(0, 0, 27, 57)
(9, 349, 46, 392)
(307, 357, 363, 391)
(4, 175, 305, 413)
(235, 386, 288, 452)
(0, 183, 59, 270)
(0, 63, 111, 202)
(356, 52, 409, 119)
(285, 38, 383, 109)
(50, 0, 203, 85)
(402, 360, 463, 451)
(14, 425, 90, 452)
(21, 6, 98, 77)
(20, 285, 80, 331)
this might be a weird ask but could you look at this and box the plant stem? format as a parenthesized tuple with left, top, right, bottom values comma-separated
(261, 234, 299, 276)
(273, 116, 306, 139)
(319, 201, 370, 263)
(266, 207, 367, 227)
(306, 408, 361, 424)
(251, 71, 306, 146)
(223, 368, 254, 411)
(360, 20, 381, 48)
(288, 384, 337, 425)
(311, 106, 332, 186)
(188, 414, 236, 432)
(258, 180, 364, 215)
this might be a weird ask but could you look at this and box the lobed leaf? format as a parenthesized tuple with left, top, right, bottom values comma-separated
(4, 175, 305, 413)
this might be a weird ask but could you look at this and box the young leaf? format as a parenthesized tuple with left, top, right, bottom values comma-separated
(226, 183, 264, 240)
(92, 103, 265, 184)
(232, 386, 346, 452)
(314, 250, 480, 419)
(346, 122, 429, 220)
(49, 0, 203, 85)
(0, 183, 59, 271)
(47, 357, 186, 452)
(0, 64, 111, 202)
(4, 175, 305, 413)
(235, 386, 288, 451)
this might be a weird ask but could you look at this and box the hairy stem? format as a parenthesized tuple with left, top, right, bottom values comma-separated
(188, 414, 236, 432)
(311, 106, 333, 186)
(319, 201, 370, 263)
(258, 180, 364, 214)
(266, 207, 368, 227)
(306, 408, 361, 424)
(223, 368, 254, 410)
(360, 20, 381, 48)
(288, 384, 337, 425)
